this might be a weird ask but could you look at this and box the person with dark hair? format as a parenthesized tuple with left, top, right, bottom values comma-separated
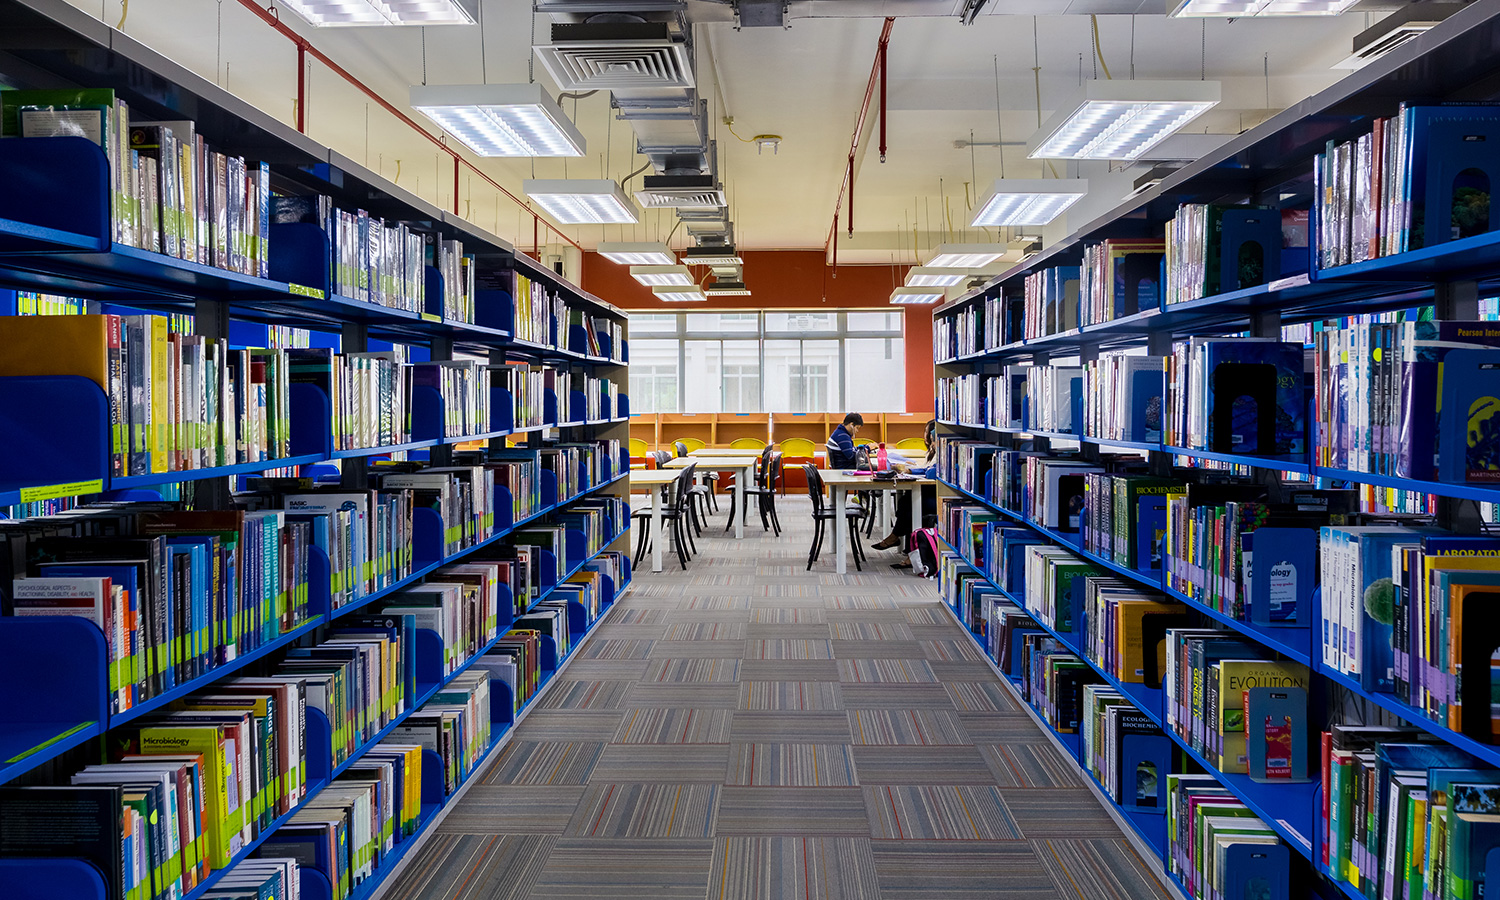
(872, 418, 939, 553)
(826, 412, 864, 469)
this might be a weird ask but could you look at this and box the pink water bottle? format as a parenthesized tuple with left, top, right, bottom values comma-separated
(877, 442, 888, 472)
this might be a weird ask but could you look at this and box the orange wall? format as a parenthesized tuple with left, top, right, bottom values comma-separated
(580, 250, 934, 412)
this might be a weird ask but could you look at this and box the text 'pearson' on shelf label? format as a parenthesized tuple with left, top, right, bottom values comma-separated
(18, 479, 104, 503)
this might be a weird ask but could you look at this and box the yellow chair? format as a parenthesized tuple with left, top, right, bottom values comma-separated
(854, 438, 877, 448)
(894, 438, 927, 451)
(779, 437, 818, 458)
(729, 438, 767, 450)
(670, 437, 707, 454)
(629, 438, 651, 458)
(778, 437, 819, 493)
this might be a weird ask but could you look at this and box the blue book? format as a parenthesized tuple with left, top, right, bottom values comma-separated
(167, 538, 212, 678)
(1136, 495, 1171, 571)
(1405, 106, 1500, 251)
(1203, 340, 1305, 455)
(1437, 349, 1500, 484)
(35, 563, 142, 705)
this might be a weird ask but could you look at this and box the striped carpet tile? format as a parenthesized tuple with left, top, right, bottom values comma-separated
(534, 679, 631, 711)
(587, 744, 732, 783)
(979, 744, 1083, 789)
(740, 659, 840, 681)
(901, 607, 946, 624)
(751, 607, 825, 623)
(746, 623, 835, 640)
(622, 682, 741, 708)
(755, 584, 820, 597)
(739, 681, 843, 710)
(831, 639, 926, 659)
(957, 713, 1054, 743)
(838, 683, 955, 710)
(747, 638, 834, 659)
(847, 709, 971, 746)
(482, 741, 604, 785)
(888, 583, 937, 597)
(816, 573, 885, 585)
(829, 621, 914, 640)
(577, 639, 656, 660)
(645, 657, 742, 683)
(614, 708, 735, 744)
(377, 833, 553, 900)
(944, 681, 1021, 713)
(755, 565, 797, 576)
(930, 660, 1006, 682)
(608, 607, 670, 622)
(870, 841, 1061, 899)
(434, 785, 589, 834)
(849, 746, 1001, 785)
(664, 621, 746, 640)
(837, 658, 940, 683)
(565, 783, 720, 838)
(622, 583, 685, 598)
(1002, 789, 1134, 836)
(689, 574, 759, 585)
(514, 711, 626, 741)
(864, 784, 1021, 841)
(647, 639, 749, 659)
(715, 786, 870, 836)
(682, 596, 752, 610)
(1033, 838, 1167, 900)
(525, 837, 715, 900)
(554, 660, 652, 682)
(708, 836, 880, 900)
(730, 712, 852, 744)
(728, 743, 858, 786)
(826, 596, 900, 609)
(922, 638, 988, 662)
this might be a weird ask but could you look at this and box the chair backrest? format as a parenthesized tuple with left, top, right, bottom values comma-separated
(729, 437, 767, 450)
(674, 441, 688, 458)
(671, 437, 707, 454)
(768, 451, 784, 488)
(801, 463, 826, 514)
(650, 450, 672, 468)
(669, 463, 697, 512)
(780, 437, 817, 458)
(756, 446, 775, 488)
(893, 437, 927, 451)
(629, 438, 650, 457)
(853, 438, 876, 447)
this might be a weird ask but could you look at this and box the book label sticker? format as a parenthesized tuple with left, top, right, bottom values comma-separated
(18, 479, 104, 502)
(5, 720, 95, 763)
(420, 313, 440, 322)
(287, 283, 326, 299)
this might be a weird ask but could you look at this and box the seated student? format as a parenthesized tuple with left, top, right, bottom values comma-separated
(825, 412, 864, 469)
(873, 419, 939, 553)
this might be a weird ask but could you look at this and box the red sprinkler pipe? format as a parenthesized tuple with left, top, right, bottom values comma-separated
(825, 17, 895, 261)
(235, 0, 582, 254)
(296, 43, 306, 133)
(879, 40, 887, 163)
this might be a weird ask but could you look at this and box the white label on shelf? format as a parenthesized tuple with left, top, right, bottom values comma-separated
(1268, 273, 1311, 292)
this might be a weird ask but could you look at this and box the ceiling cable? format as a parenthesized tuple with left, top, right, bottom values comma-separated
(421, 27, 427, 85)
(1130, 16, 1135, 79)
(1201, 21, 1206, 81)
(478, 0, 486, 83)
(1090, 15, 1111, 80)
(993, 55, 1005, 178)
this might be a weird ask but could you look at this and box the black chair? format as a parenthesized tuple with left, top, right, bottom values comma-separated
(676, 440, 719, 513)
(801, 464, 869, 571)
(726, 447, 782, 536)
(632, 464, 698, 570)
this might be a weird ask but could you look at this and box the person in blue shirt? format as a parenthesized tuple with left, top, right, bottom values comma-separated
(873, 419, 939, 555)
(826, 412, 864, 469)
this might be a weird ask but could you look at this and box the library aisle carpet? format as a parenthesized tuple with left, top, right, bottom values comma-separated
(381, 497, 1171, 900)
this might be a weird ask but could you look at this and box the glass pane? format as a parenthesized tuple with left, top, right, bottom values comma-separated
(628, 313, 678, 335)
(628, 339, 679, 413)
(847, 311, 902, 332)
(796, 340, 840, 412)
(686, 312, 758, 333)
(766, 311, 836, 334)
(722, 340, 761, 412)
(683, 340, 723, 413)
(845, 337, 905, 412)
(763, 340, 800, 411)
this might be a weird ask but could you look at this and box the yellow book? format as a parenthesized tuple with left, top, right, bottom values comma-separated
(1216, 658, 1309, 774)
(147, 315, 170, 473)
(137, 724, 235, 868)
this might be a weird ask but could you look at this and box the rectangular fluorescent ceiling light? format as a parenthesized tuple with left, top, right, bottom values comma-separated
(1028, 80, 1220, 160)
(706, 281, 751, 296)
(597, 242, 675, 265)
(653, 286, 707, 302)
(891, 287, 946, 305)
(631, 265, 695, 286)
(971, 179, 1088, 226)
(282, 0, 476, 26)
(906, 267, 972, 287)
(411, 83, 583, 157)
(524, 179, 637, 224)
(1171, 0, 1356, 15)
(683, 247, 743, 266)
(925, 243, 1010, 268)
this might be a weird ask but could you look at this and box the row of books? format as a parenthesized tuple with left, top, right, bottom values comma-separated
(271, 195, 425, 317)
(3, 89, 272, 278)
(498, 363, 560, 430)
(0, 313, 298, 476)
(1165, 338, 1307, 457)
(1314, 106, 1500, 270)
(13, 291, 88, 316)
(1168, 774, 1289, 900)
(935, 373, 982, 427)
(543, 440, 623, 498)
(289, 347, 411, 451)
(1319, 725, 1500, 900)
(415, 359, 492, 439)
(1083, 354, 1166, 444)
(1022, 267, 1080, 340)
(1083, 683, 1171, 812)
(1079, 239, 1164, 328)
(512, 271, 563, 347)
(1163, 204, 1284, 306)
(1312, 316, 1500, 484)
(932, 307, 981, 362)
(571, 309, 624, 360)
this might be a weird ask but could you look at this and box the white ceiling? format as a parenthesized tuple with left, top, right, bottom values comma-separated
(59, 0, 1380, 262)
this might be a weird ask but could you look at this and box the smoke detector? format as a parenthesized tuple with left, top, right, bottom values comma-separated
(753, 134, 782, 155)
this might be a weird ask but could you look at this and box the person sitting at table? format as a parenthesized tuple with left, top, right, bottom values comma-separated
(825, 412, 864, 469)
(872, 419, 939, 553)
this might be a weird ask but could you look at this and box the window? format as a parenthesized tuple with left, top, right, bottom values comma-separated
(628, 311, 905, 413)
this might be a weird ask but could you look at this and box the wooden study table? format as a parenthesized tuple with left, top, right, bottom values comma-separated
(663, 455, 758, 540)
(818, 472, 936, 574)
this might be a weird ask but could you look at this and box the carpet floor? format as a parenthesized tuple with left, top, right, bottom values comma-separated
(379, 494, 1172, 900)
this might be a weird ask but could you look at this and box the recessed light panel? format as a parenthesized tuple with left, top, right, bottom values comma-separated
(1028, 81, 1220, 160)
(411, 83, 584, 157)
(890, 287, 946, 305)
(924, 243, 1011, 268)
(524, 179, 638, 225)
(971, 179, 1088, 226)
(653, 286, 707, 302)
(284, 0, 475, 26)
(631, 265, 695, 286)
(597, 242, 675, 265)
(905, 267, 972, 287)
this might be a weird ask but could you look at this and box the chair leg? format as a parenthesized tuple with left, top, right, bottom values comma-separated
(684, 512, 698, 556)
(672, 517, 689, 570)
(769, 499, 782, 536)
(806, 518, 823, 571)
(848, 518, 865, 572)
(633, 518, 651, 567)
(724, 491, 737, 534)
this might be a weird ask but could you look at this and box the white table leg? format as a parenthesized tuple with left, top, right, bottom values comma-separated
(833, 483, 848, 575)
(734, 465, 746, 540)
(651, 485, 664, 573)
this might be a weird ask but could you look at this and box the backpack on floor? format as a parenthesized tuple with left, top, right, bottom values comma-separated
(908, 527, 941, 577)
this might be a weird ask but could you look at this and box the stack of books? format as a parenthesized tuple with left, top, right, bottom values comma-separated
(1168, 774, 1287, 900)
(1079, 239, 1164, 326)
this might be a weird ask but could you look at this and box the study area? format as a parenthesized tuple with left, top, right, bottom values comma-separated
(2, 1, 1500, 899)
